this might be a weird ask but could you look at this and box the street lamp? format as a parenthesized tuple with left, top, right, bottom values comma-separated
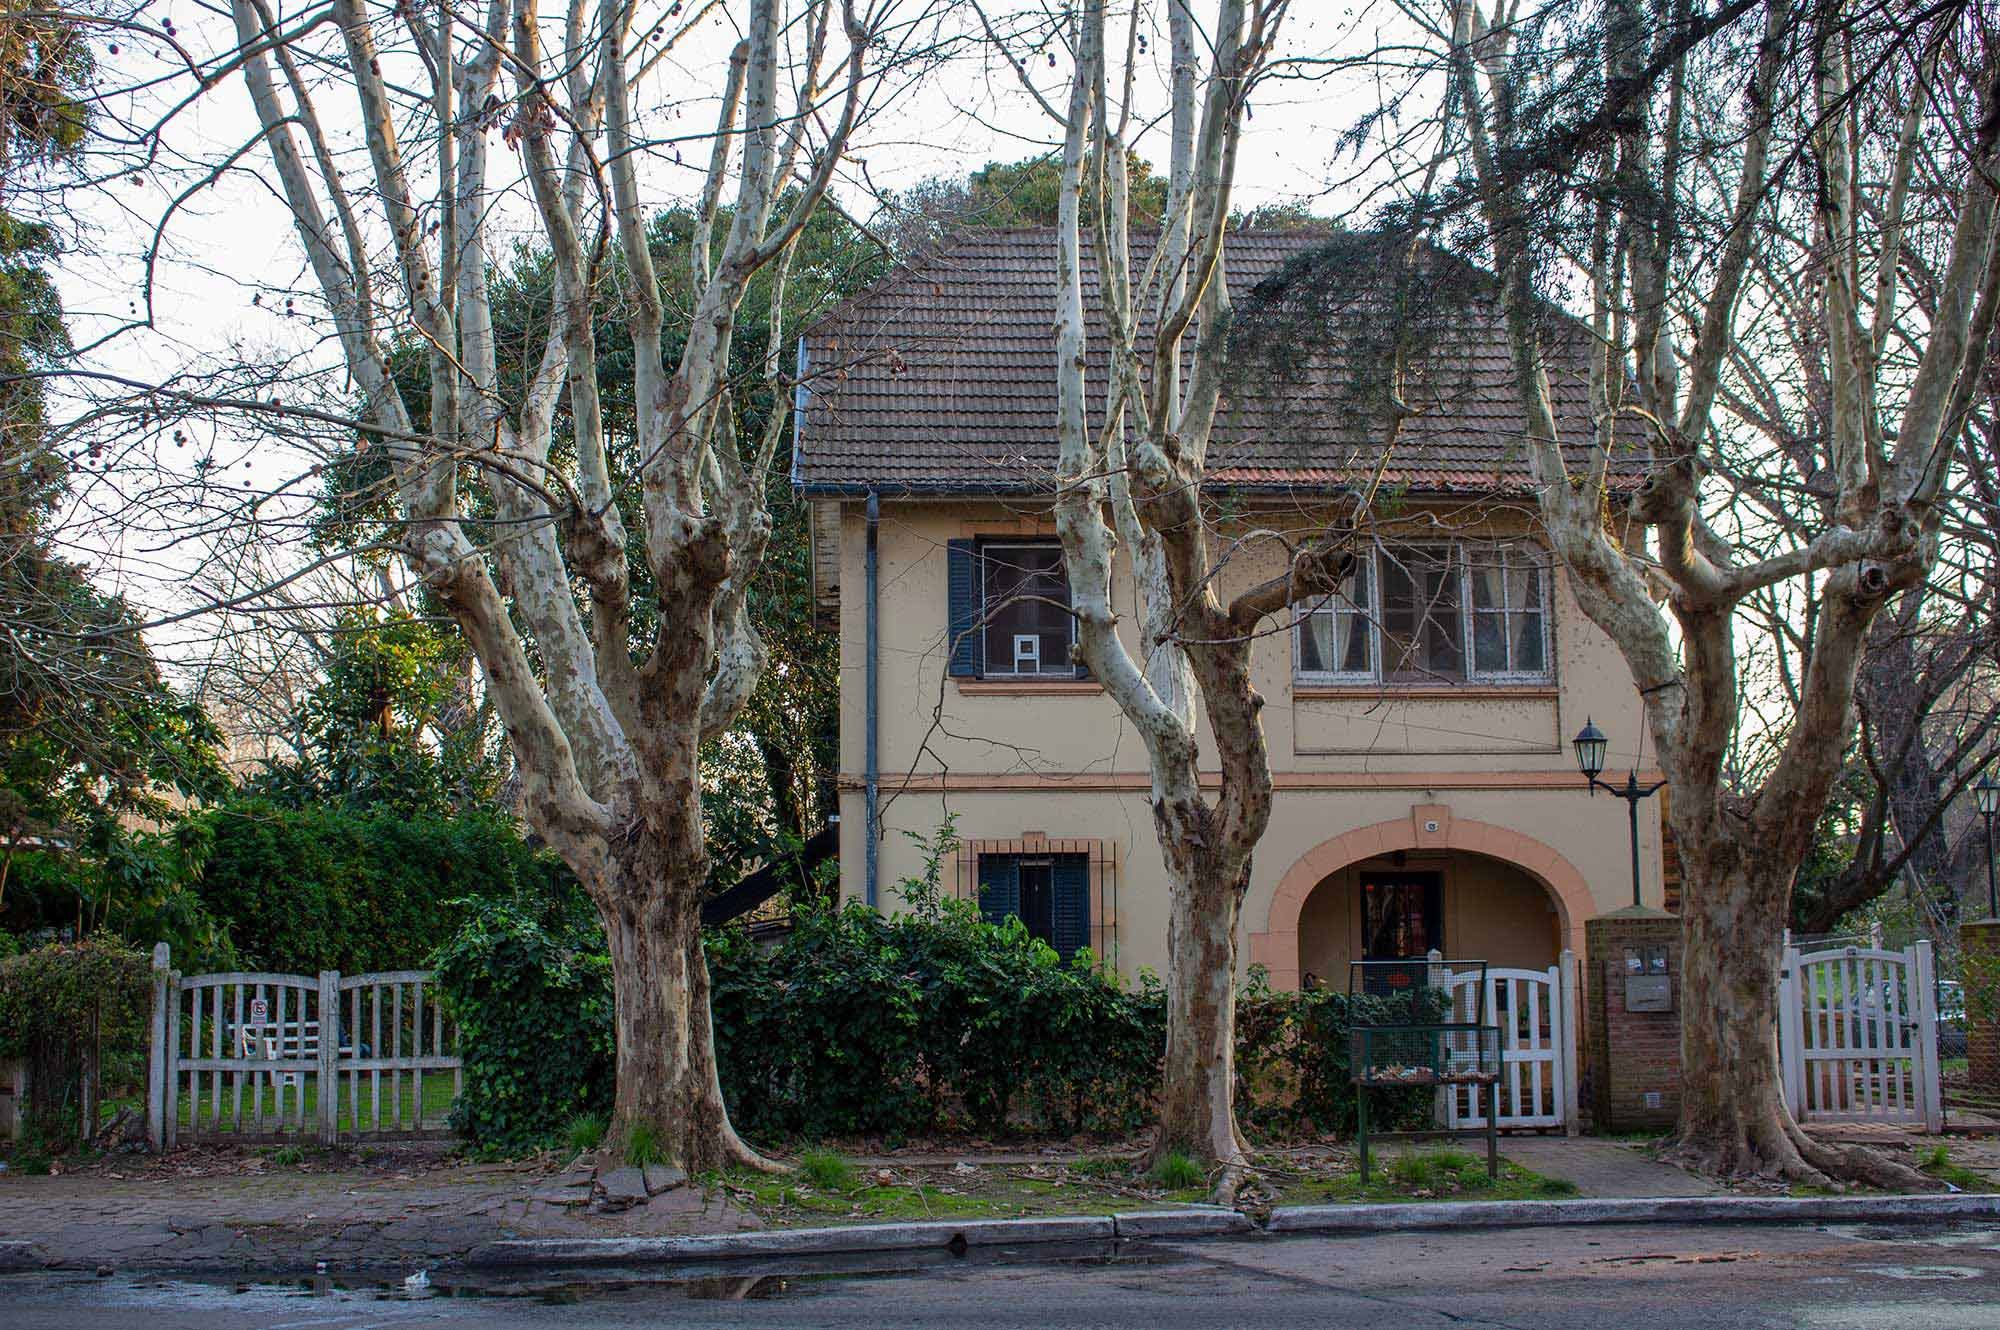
(1573, 718, 1668, 911)
(1976, 771, 1999, 921)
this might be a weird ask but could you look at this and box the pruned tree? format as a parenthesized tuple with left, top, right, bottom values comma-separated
(1435, 0, 2000, 1182)
(196, 0, 919, 1167)
(1019, 0, 1379, 1196)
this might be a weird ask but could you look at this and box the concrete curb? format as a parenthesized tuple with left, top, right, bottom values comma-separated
(466, 1215, 1115, 1269)
(1266, 1193, 2000, 1234)
(1113, 1208, 1255, 1239)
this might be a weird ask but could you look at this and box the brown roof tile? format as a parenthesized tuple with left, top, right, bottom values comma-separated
(793, 228, 1635, 497)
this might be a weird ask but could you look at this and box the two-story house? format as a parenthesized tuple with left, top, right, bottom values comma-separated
(791, 228, 1665, 1007)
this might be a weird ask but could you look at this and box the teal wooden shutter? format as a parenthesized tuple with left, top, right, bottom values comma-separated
(946, 540, 981, 677)
(1052, 855, 1090, 960)
(977, 854, 1019, 925)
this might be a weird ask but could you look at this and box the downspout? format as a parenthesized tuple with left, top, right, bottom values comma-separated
(864, 488, 880, 909)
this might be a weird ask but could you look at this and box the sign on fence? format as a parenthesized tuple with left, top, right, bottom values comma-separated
(146, 945, 462, 1150)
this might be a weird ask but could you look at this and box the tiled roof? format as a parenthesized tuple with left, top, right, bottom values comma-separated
(793, 228, 1634, 497)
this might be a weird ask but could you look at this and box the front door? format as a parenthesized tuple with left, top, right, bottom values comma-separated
(1361, 871, 1443, 961)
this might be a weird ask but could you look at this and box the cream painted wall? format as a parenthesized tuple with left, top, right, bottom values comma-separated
(832, 498, 1665, 986)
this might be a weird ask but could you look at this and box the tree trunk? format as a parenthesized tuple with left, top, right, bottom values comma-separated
(592, 835, 774, 1175)
(1670, 839, 1922, 1189)
(1152, 837, 1252, 1190)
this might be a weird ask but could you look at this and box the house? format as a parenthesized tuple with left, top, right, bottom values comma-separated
(790, 228, 1666, 1001)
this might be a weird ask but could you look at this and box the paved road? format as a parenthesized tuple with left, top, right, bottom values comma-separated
(5, 1219, 2000, 1328)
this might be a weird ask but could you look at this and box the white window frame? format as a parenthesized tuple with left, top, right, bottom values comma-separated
(1293, 542, 1553, 687)
(1464, 541, 1553, 683)
(980, 541, 1078, 679)
(1292, 557, 1377, 685)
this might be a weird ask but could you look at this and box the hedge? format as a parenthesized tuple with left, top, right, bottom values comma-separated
(191, 800, 579, 974)
(435, 895, 1439, 1153)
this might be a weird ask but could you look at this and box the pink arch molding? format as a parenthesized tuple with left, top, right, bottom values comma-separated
(1248, 812, 1595, 991)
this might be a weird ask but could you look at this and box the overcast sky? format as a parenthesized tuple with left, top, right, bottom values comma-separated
(42, 2, 1405, 671)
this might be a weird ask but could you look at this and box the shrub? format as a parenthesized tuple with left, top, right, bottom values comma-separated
(433, 872, 1436, 1153)
(708, 898, 1164, 1141)
(1235, 976, 1447, 1136)
(193, 799, 579, 973)
(431, 895, 614, 1154)
(0, 938, 152, 1145)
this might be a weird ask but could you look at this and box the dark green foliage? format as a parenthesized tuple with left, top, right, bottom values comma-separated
(708, 900, 1166, 1140)
(1, 825, 234, 970)
(1235, 974, 1449, 1136)
(430, 895, 614, 1155)
(245, 610, 504, 817)
(0, 937, 150, 1144)
(190, 799, 578, 974)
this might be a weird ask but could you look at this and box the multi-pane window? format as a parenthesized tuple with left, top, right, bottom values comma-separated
(1297, 557, 1373, 679)
(1295, 542, 1551, 685)
(1467, 542, 1549, 678)
(981, 543, 1075, 677)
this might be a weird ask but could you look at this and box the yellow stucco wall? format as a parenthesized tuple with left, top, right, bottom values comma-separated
(831, 498, 1665, 987)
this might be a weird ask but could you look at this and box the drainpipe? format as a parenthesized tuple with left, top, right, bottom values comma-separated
(864, 489, 880, 908)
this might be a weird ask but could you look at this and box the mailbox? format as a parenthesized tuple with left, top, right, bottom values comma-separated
(1623, 946, 1673, 1012)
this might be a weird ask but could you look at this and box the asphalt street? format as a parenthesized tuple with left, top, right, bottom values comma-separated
(5, 1218, 2000, 1328)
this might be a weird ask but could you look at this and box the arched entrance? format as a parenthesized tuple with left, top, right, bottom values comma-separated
(1248, 807, 1594, 991)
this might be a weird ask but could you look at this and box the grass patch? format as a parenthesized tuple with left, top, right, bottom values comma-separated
(1150, 1150, 1205, 1191)
(707, 1160, 1184, 1228)
(564, 1112, 607, 1155)
(1916, 1144, 1992, 1193)
(268, 1144, 305, 1167)
(798, 1148, 857, 1192)
(1272, 1148, 1579, 1205)
(623, 1122, 668, 1169)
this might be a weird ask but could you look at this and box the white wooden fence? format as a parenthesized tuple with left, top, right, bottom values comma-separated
(1778, 940, 1942, 1132)
(1441, 953, 1581, 1134)
(145, 943, 461, 1149)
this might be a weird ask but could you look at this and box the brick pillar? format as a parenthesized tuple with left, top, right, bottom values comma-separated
(1584, 906, 1681, 1133)
(1964, 919, 2000, 1092)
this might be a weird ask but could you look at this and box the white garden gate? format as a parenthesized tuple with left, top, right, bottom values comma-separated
(145, 943, 462, 1149)
(1778, 940, 1941, 1132)
(1442, 953, 1580, 1133)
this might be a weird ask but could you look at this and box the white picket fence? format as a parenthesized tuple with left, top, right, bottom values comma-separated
(146, 943, 461, 1149)
(1777, 940, 1941, 1132)
(1440, 954, 1580, 1134)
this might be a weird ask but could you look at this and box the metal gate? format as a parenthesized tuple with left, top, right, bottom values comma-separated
(1778, 941, 1941, 1131)
(1442, 953, 1580, 1133)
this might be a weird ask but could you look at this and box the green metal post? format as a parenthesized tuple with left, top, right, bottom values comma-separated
(1357, 1086, 1370, 1182)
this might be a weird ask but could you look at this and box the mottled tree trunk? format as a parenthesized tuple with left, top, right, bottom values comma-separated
(591, 827, 771, 1174)
(1155, 852, 1251, 1170)
(1670, 829, 1920, 1187)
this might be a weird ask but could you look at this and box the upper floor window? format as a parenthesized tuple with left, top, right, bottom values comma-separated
(1296, 542, 1551, 685)
(946, 539, 1084, 680)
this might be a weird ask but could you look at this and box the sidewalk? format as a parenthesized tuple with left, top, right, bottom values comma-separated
(0, 1134, 1981, 1275)
(0, 1147, 764, 1273)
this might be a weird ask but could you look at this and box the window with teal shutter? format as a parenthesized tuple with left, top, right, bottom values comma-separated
(946, 539, 980, 677)
(976, 853, 1019, 925)
(977, 852, 1089, 960)
(1051, 856, 1091, 959)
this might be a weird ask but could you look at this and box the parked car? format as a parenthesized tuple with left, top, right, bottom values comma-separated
(1938, 980, 1967, 1060)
